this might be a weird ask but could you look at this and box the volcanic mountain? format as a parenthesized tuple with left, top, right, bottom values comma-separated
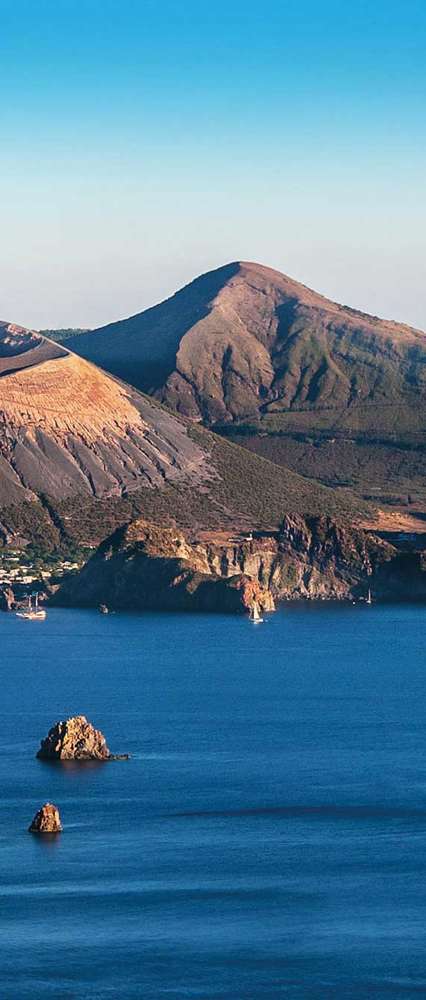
(0, 321, 369, 551)
(65, 262, 426, 510)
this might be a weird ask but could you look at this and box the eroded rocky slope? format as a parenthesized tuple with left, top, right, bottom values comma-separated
(0, 326, 210, 505)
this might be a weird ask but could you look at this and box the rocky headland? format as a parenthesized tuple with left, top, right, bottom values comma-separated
(37, 715, 129, 761)
(52, 514, 425, 610)
(52, 520, 275, 614)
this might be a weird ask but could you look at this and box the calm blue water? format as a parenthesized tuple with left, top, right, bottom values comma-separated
(0, 603, 425, 999)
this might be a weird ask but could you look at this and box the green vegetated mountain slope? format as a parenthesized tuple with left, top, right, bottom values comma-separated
(0, 322, 370, 553)
(64, 262, 426, 509)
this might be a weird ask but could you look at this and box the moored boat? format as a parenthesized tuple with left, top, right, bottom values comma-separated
(16, 594, 46, 620)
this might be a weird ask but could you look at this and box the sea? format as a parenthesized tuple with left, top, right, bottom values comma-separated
(0, 603, 425, 999)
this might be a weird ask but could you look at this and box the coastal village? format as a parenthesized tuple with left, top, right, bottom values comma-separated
(0, 548, 88, 608)
(0, 551, 80, 586)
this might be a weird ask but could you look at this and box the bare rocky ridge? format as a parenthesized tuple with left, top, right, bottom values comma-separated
(64, 262, 426, 510)
(28, 802, 62, 833)
(37, 715, 128, 760)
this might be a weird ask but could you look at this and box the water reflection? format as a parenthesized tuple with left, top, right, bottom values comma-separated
(28, 831, 62, 853)
(37, 758, 106, 776)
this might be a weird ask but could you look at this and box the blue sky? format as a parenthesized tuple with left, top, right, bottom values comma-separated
(0, 0, 425, 328)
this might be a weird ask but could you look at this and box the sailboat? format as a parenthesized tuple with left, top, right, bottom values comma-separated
(249, 603, 264, 623)
(366, 588, 372, 605)
(16, 593, 47, 620)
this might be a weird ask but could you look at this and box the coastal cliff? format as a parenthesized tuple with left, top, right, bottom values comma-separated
(51, 514, 425, 612)
(201, 517, 426, 601)
(53, 520, 275, 614)
(200, 516, 393, 601)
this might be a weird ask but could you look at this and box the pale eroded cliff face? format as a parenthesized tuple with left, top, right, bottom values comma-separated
(198, 515, 394, 601)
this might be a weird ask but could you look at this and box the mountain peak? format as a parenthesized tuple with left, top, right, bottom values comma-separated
(63, 258, 425, 408)
(62, 262, 426, 512)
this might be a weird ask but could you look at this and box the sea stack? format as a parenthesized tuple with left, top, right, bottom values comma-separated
(28, 802, 62, 834)
(36, 715, 128, 761)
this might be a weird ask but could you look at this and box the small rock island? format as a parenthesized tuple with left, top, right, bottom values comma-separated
(36, 715, 129, 761)
(29, 802, 62, 834)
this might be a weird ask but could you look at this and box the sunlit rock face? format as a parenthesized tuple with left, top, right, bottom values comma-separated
(28, 802, 62, 834)
(36, 715, 120, 761)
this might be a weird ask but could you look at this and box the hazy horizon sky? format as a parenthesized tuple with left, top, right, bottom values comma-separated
(0, 0, 425, 330)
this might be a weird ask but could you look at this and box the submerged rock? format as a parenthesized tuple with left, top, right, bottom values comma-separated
(28, 802, 62, 833)
(36, 715, 129, 761)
